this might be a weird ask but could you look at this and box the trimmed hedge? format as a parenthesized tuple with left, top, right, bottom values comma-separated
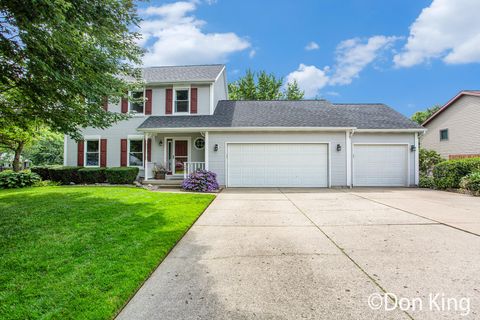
(0, 170, 41, 189)
(105, 167, 139, 184)
(31, 166, 52, 180)
(433, 157, 480, 189)
(78, 168, 106, 184)
(460, 171, 480, 192)
(49, 166, 82, 185)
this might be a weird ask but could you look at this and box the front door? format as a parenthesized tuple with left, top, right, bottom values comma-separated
(173, 140, 188, 175)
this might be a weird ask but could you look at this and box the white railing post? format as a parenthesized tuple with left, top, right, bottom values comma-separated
(183, 162, 205, 179)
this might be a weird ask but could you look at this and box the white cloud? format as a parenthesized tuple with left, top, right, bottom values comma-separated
(286, 64, 330, 97)
(140, 1, 251, 66)
(305, 41, 320, 51)
(286, 36, 398, 97)
(249, 49, 256, 58)
(329, 35, 399, 85)
(394, 0, 480, 67)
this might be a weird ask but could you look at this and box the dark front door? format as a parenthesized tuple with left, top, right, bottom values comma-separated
(174, 140, 188, 175)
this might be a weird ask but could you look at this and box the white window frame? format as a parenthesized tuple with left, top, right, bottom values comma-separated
(173, 86, 191, 115)
(128, 89, 145, 116)
(127, 138, 144, 168)
(84, 137, 101, 168)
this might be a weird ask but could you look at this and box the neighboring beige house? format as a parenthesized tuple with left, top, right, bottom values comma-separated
(421, 91, 480, 159)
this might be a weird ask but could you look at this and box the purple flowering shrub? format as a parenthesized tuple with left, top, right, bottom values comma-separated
(182, 170, 219, 192)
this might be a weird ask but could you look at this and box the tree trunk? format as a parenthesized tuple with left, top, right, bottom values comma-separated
(12, 142, 24, 172)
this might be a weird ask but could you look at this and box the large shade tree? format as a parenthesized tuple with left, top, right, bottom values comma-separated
(0, 0, 143, 139)
(228, 70, 304, 100)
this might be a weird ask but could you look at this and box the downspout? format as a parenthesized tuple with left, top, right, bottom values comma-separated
(346, 129, 356, 188)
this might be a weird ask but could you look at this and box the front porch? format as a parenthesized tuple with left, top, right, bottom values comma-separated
(141, 131, 208, 181)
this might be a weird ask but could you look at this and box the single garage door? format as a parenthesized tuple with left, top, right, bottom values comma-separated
(353, 144, 408, 187)
(227, 143, 329, 187)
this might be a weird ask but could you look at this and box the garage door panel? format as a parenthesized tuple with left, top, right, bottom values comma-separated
(353, 144, 408, 187)
(227, 143, 328, 187)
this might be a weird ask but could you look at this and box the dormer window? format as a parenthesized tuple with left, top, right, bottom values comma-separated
(129, 90, 144, 114)
(175, 88, 189, 113)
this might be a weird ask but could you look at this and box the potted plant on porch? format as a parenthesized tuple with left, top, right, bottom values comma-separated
(152, 164, 167, 180)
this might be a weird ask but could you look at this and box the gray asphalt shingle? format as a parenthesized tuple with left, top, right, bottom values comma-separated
(141, 65, 224, 83)
(138, 100, 423, 130)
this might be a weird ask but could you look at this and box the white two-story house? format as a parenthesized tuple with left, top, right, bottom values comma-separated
(65, 64, 424, 188)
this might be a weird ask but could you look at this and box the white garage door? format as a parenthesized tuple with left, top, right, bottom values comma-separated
(227, 143, 329, 187)
(353, 144, 408, 187)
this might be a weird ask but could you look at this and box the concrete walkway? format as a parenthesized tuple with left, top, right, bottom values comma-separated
(117, 188, 480, 320)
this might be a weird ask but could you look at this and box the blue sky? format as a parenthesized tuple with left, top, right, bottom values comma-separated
(136, 0, 480, 117)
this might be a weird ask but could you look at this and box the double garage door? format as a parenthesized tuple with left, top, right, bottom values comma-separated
(226, 143, 409, 187)
(227, 143, 329, 187)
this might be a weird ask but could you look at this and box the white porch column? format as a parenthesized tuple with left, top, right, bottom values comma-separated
(204, 131, 209, 170)
(414, 132, 419, 186)
(144, 133, 149, 180)
(346, 130, 353, 187)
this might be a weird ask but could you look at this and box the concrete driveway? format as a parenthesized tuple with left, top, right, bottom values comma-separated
(117, 188, 480, 320)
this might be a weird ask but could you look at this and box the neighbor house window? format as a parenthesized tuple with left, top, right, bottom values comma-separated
(129, 90, 144, 114)
(128, 139, 143, 167)
(440, 129, 449, 141)
(85, 140, 99, 167)
(174, 89, 189, 113)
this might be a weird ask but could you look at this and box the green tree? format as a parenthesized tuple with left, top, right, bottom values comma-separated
(24, 129, 64, 166)
(411, 105, 441, 125)
(228, 70, 304, 100)
(0, 0, 143, 139)
(284, 80, 305, 100)
(0, 119, 40, 171)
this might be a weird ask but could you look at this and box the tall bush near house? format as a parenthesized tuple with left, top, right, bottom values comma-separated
(433, 158, 480, 189)
(0, 170, 41, 189)
(182, 170, 219, 192)
(419, 148, 443, 176)
(105, 167, 139, 184)
(31, 166, 52, 180)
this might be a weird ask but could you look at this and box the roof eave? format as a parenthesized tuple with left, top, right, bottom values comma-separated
(137, 126, 423, 133)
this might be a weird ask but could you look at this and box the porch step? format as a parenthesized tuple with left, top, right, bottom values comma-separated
(142, 179, 183, 187)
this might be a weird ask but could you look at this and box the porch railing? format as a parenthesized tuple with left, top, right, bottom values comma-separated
(184, 162, 205, 179)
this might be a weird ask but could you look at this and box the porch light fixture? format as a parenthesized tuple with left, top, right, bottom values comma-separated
(336, 144, 342, 152)
(158, 140, 163, 146)
(410, 145, 416, 152)
(214, 144, 219, 152)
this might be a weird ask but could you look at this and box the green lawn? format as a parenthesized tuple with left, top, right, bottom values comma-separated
(0, 186, 214, 319)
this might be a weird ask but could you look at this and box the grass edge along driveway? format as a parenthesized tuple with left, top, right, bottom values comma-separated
(0, 186, 215, 319)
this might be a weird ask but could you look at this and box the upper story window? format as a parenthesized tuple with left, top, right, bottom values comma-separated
(85, 140, 100, 167)
(175, 89, 189, 113)
(129, 90, 144, 114)
(440, 129, 449, 141)
(128, 139, 144, 167)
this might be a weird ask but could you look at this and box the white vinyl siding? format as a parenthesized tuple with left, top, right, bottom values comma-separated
(227, 143, 329, 187)
(353, 144, 408, 187)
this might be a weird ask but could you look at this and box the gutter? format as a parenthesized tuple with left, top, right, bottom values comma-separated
(137, 127, 358, 133)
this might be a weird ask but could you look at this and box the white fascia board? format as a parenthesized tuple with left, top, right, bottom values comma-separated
(354, 128, 426, 133)
(138, 127, 357, 133)
(146, 80, 214, 86)
(215, 65, 226, 82)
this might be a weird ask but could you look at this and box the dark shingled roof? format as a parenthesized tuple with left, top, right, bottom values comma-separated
(141, 64, 224, 83)
(138, 100, 423, 130)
